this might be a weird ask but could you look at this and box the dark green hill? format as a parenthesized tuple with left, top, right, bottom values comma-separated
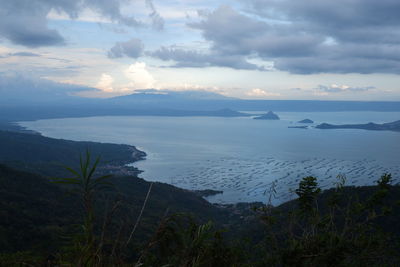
(1, 161, 400, 265)
(0, 130, 145, 177)
(0, 164, 236, 255)
(0, 164, 79, 253)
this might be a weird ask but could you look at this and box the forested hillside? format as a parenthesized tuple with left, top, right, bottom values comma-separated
(0, 130, 145, 177)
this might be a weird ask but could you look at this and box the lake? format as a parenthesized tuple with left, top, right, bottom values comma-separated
(20, 112, 400, 204)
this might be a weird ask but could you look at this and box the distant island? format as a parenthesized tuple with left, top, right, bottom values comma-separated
(288, 126, 308, 129)
(316, 120, 400, 132)
(211, 108, 250, 117)
(298, 119, 314, 124)
(253, 111, 280, 120)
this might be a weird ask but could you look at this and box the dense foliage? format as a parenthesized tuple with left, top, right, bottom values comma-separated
(2, 158, 400, 266)
(0, 162, 237, 265)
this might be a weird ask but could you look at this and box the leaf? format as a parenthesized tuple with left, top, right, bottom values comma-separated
(88, 156, 100, 180)
(64, 166, 80, 177)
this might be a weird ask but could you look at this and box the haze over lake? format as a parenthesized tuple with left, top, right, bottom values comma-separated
(20, 112, 400, 204)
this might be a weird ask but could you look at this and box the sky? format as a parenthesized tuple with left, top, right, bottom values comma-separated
(1, 0, 400, 101)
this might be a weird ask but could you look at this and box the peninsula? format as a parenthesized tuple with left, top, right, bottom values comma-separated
(316, 120, 400, 132)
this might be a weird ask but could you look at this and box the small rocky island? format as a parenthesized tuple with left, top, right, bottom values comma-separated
(316, 120, 400, 132)
(298, 119, 314, 124)
(253, 111, 280, 120)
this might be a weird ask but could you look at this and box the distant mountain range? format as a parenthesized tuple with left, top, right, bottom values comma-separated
(1, 88, 400, 121)
(102, 90, 400, 112)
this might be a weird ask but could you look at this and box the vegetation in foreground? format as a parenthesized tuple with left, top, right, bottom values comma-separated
(1, 150, 400, 266)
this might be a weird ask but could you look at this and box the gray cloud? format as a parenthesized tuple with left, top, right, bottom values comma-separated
(151, 6, 322, 71)
(0, 52, 41, 58)
(275, 56, 400, 75)
(149, 46, 264, 70)
(241, 0, 400, 74)
(189, 6, 322, 57)
(152, 3, 400, 74)
(245, 0, 400, 43)
(145, 0, 164, 31)
(8, 52, 41, 57)
(0, 0, 65, 47)
(108, 38, 144, 58)
(0, 0, 162, 47)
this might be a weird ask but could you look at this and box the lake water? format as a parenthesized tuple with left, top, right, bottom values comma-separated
(20, 112, 400, 205)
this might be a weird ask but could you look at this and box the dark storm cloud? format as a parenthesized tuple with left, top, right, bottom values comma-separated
(151, 2, 400, 74)
(108, 38, 144, 58)
(0, 0, 162, 47)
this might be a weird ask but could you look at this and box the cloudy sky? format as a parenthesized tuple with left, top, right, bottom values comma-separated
(1, 0, 400, 100)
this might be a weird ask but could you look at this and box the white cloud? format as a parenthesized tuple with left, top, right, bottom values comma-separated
(47, 8, 112, 24)
(0, 46, 12, 54)
(124, 62, 156, 89)
(330, 84, 350, 91)
(247, 88, 280, 97)
(96, 73, 114, 92)
(91, 62, 156, 96)
(315, 84, 375, 93)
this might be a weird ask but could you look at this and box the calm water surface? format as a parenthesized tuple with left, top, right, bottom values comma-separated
(20, 112, 400, 204)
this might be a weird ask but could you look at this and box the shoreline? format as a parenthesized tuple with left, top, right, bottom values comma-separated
(1, 121, 148, 178)
(7, 121, 227, 203)
(7, 117, 400, 205)
(0, 121, 41, 135)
